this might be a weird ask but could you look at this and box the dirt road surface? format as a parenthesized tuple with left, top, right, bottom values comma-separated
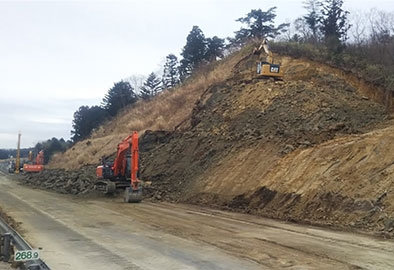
(0, 172, 393, 270)
(0, 263, 11, 270)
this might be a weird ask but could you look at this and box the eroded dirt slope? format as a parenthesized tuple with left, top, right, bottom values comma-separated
(140, 55, 393, 236)
(190, 124, 394, 235)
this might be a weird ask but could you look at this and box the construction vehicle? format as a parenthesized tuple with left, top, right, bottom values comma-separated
(253, 38, 283, 79)
(23, 150, 44, 172)
(28, 151, 33, 162)
(8, 160, 15, 173)
(15, 132, 21, 174)
(96, 131, 143, 203)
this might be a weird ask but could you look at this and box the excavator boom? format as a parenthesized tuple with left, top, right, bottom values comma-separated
(131, 131, 139, 189)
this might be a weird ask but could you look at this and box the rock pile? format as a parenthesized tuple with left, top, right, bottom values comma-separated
(21, 166, 96, 195)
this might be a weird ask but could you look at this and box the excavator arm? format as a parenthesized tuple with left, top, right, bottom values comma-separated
(130, 131, 139, 190)
(254, 38, 273, 63)
(124, 131, 142, 203)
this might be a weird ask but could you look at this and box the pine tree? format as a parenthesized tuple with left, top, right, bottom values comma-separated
(320, 0, 350, 42)
(205, 36, 225, 61)
(303, 0, 322, 42)
(71, 105, 108, 142)
(33, 137, 71, 163)
(139, 72, 162, 100)
(102, 81, 138, 116)
(180, 26, 207, 78)
(233, 8, 289, 45)
(162, 54, 180, 89)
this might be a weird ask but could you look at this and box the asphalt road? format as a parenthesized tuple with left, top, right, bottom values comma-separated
(0, 172, 393, 270)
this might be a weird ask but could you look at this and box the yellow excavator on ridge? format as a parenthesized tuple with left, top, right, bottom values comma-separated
(253, 38, 284, 79)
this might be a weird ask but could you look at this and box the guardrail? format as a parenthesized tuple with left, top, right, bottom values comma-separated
(0, 216, 50, 270)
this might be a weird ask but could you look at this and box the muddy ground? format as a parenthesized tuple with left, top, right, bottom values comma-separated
(0, 206, 20, 233)
(3, 175, 394, 270)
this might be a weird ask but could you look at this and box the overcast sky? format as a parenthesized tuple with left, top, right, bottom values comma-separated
(1, 0, 393, 148)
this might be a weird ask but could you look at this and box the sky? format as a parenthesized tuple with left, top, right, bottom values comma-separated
(1, 0, 393, 148)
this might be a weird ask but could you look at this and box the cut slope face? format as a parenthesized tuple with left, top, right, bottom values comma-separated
(191, 124, 394, 234)
(140, 54, 393, 235)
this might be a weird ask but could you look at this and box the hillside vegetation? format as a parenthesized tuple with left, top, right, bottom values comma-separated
(48, 43, 255, 169)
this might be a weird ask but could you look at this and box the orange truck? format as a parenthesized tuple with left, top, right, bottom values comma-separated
(23, 150, 44, 172)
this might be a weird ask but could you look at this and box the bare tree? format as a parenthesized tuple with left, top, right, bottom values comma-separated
(294, 17, 312, 41)
(276, 19, 294, 41)
(126, 74, 146, 95)
(303, 0, 322, 42)
(349, 9, 368, 45)
(369, 9, 394, 44)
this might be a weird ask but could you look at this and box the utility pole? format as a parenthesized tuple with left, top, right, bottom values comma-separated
(15, 131, 21, 174)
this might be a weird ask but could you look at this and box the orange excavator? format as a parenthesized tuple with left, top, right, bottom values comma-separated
(23, 150, 44, 172)
(96, 131, 143, 203)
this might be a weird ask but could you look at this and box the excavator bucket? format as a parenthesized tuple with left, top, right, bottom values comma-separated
(124, 185, 142, 203)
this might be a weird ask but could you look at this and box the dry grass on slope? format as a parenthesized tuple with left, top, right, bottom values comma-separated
(49, 43, 256, 170)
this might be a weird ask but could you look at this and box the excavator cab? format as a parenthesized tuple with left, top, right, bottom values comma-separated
(257, 61, 283, 78)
